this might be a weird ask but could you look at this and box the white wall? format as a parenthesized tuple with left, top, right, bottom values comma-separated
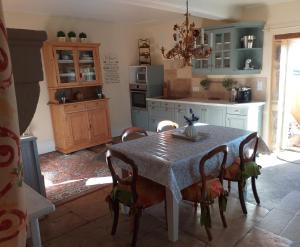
(4, 12, 139, 154)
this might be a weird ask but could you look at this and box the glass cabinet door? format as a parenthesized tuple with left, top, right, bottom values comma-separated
(212, 29, 232, 72)
(55, 48, 78, 85)
(78, 48, 98, 83)
(193, 32, 212, 73)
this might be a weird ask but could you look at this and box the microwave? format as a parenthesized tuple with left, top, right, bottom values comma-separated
(136, 67, 147, 83)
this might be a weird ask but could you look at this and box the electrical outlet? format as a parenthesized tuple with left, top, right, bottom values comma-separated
(257, 80, 263, 91)
(192, 86, 200, 92)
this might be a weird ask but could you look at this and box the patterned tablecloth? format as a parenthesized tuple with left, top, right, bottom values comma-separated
(110, 125, 270, 203)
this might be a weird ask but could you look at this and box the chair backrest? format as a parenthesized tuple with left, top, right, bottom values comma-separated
(199, 145, 228, 201)
(157, 120, 179, 133)
(106, 149, 138, 202)
(121, 127, 148, 142)
(239, 132, 259, 170)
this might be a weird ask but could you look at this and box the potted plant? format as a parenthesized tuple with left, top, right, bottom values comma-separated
(183, 109, 199, 138)
(68, 31, 77, 42)
(79, 32, 87, 43)
(222, 78, 237, 91)
(200, 79, 211, 90)
(57, 31, 66, 42)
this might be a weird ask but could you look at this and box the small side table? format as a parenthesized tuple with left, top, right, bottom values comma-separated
(25, 183, 55, 247)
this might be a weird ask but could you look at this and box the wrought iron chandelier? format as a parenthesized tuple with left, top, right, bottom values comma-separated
(161, 0, 212, 66)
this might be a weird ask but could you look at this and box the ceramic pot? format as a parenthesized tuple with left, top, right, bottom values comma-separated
(80, 38, 87, 43)
(57, 37, 66, 42)
(70, 37, 77, 42)
(184, 125, 197, 138)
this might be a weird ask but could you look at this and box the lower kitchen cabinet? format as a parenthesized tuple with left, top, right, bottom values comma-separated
(131, 109, 149, 130)
(146, 99, 264, 134)
(206, 106, 226, 126)
(50, 99, 112, 154)
(226, 115, 248, 130)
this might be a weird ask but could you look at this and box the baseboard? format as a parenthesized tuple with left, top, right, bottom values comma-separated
(37, 139, 56, 154)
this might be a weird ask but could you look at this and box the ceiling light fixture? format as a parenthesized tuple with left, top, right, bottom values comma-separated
(161, 0, 212, 67)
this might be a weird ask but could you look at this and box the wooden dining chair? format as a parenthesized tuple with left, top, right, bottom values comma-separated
(156, 120, 179, 133)
(181, 145, 228, 241)
(105, 149, 166, 247)
(224, 132, 261, 214)
(121, 127, 148, 142)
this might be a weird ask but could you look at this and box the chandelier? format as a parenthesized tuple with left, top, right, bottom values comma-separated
(161, 0, 212, 66)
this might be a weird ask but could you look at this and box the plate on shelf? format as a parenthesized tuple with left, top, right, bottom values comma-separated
(172, 131, 209, 142)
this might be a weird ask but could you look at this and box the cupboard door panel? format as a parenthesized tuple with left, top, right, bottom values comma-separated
(88, 107, 109, 142)
(226, 115, 247, 130)
(66, 111, 90, 145)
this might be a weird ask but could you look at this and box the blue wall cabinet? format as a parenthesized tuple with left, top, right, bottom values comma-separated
(131, 109, 149, 130)
(193, 22, 264, 75)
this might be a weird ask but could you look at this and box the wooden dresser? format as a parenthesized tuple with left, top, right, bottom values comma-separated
(42, 41, 112, 153)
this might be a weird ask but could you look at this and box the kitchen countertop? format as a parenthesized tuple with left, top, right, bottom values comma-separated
(146, 97, 265, 107)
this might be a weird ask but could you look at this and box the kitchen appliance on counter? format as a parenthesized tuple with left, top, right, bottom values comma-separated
(236, 87, 252, 103)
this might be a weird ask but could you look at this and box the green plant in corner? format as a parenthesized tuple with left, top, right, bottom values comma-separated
(68, 31, 77, 38)
(222, 78, 237, 91)
(79, 32, 87, 39)
(57, 31, 66, 37)
(200, 79, 211, 90)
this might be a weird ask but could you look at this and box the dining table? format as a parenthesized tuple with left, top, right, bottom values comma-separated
(110, 124, 269, 242)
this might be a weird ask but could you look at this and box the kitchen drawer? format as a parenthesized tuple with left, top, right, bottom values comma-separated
(86, 100, 105, 110)
(161, 101, 174, 109)
(174, 103, 186, 110)
(227, 106, 248, 116)
(148, 101, 161, 108)
(64, 103, 85, 113)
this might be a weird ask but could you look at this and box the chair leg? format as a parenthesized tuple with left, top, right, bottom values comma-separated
(194, 202, 198, 214)
(218, 198, 227, 228)
(228, 181, 231, 193)
(251, 176, 260, 204)
(205, 205, 212, 241)
(238, 181, 248, 214)
(111, 201, 119, 235)
(131, 208, 141, 247)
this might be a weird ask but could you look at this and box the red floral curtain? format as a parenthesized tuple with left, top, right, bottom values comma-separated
(0, 1, 27, 246)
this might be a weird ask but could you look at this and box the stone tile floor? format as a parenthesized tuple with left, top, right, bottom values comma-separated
(34, 151, 300, 247)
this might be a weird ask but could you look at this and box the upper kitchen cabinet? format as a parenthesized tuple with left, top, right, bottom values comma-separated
(192, 22, 264, 75)
(43, 42, 102, 88)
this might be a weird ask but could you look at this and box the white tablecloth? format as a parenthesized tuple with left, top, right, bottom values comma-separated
(110, 125, 269, 203)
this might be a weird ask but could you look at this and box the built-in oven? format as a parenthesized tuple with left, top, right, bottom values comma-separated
(130, 84, 147, 109)
(136, 67, 147, 84)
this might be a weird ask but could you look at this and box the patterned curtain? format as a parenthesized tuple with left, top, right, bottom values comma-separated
(0, 1, 27, 246)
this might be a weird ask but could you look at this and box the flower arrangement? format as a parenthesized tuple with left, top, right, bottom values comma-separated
(79, 32, 87, 42)
(184, 108, 199, 126)
(57, 31, 66, 42)
(200, 79, 211, 90)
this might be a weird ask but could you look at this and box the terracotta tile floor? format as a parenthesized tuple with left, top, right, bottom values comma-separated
(34, 151, 300, 246)
(38, 184, 295, 247)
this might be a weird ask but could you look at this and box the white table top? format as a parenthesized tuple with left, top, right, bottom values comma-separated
(24, 183, 55, 220)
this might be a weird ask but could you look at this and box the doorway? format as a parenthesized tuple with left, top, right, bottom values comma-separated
(276, 39, 300, 152)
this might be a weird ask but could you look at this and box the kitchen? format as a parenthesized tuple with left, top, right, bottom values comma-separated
(2, 0, 300, 247)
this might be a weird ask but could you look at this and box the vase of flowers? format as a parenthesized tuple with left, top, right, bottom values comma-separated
(200, 79, 211, 90)
(184, 109, 199, 138)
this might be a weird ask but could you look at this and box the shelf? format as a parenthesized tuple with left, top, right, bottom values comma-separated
(59, 73, 76, 77)
(79, 60, 94, 63)
(235, 48, 262, 51)
(57, 60, 74, 64)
